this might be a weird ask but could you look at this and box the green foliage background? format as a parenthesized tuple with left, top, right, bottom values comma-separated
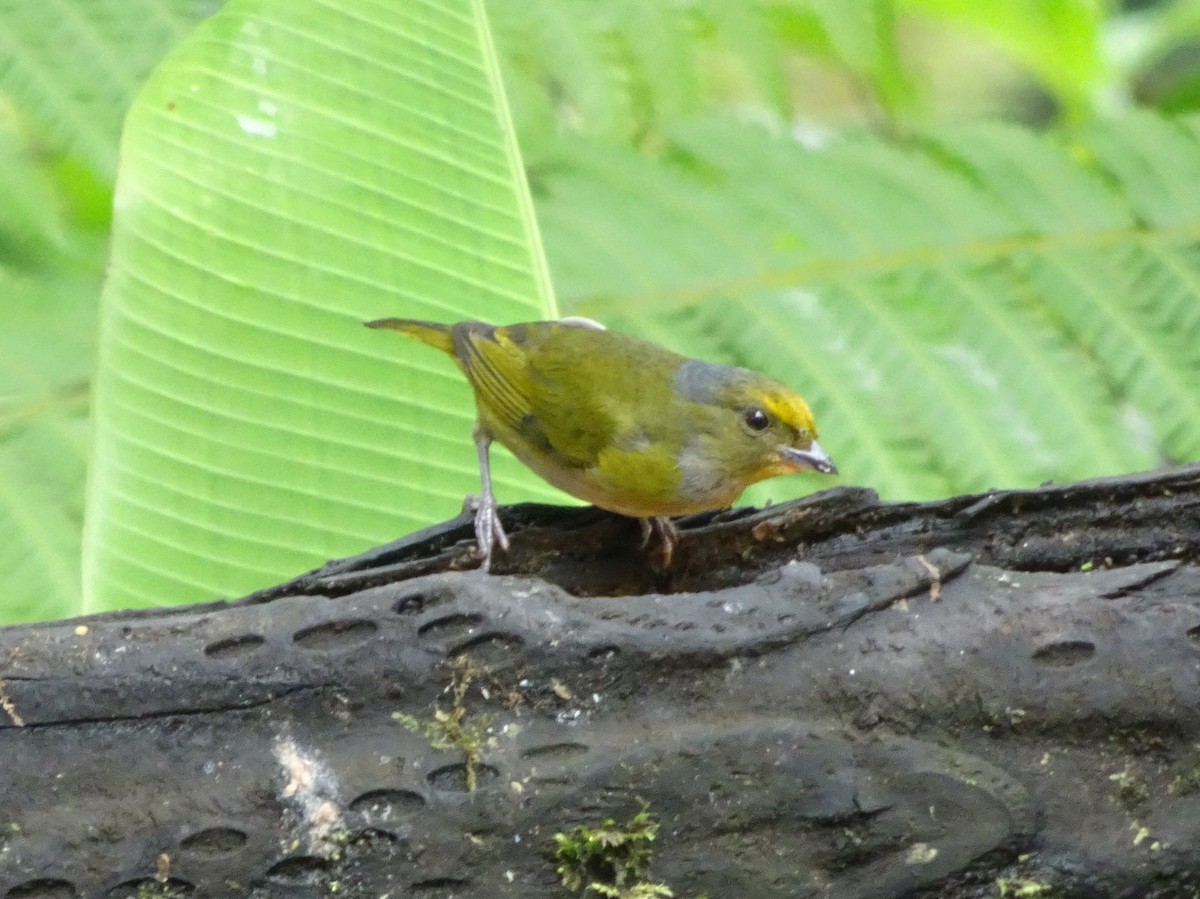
(2, 0, 1199, 621)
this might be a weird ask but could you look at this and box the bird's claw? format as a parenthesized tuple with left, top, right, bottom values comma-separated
(465, 493, 509, 571)
(639, 516, 679, 570)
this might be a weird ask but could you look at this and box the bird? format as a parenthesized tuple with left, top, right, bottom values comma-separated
(366, 316, 836, 570)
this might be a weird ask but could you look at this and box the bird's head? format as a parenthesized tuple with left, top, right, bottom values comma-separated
(673, 360, 836, 489)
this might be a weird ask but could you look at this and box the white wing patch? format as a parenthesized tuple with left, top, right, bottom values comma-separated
(557, 316, 606, 330)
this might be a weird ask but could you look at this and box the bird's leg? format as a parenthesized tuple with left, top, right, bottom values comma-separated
(466, 424, 509, 571)
(638, 515, 679, 569)
(638, 517, 653, 548)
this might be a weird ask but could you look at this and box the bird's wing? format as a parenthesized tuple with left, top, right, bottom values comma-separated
(449, 321, 540, 434)
(452, 321, 616, 468)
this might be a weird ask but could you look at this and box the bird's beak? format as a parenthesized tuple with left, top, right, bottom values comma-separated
(782, 440, 837, 475)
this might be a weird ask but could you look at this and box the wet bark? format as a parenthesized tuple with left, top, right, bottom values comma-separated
(2, 464, 1199, 899)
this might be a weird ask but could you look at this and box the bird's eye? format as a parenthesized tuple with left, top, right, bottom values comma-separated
(744, 407, 770, 431)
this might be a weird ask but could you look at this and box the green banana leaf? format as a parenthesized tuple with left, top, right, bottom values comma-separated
(82, 0, 561, 610)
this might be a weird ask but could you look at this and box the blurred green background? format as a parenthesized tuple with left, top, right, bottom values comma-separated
(3, 0, 1200, 622)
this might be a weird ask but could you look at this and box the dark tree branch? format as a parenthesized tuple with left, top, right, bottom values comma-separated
(2, 464, 1200, 898)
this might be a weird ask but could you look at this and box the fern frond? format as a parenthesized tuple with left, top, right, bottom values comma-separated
(0, 0, 210, 178)
(543, 114, 1199, 499)
(490, 0, 913, 148)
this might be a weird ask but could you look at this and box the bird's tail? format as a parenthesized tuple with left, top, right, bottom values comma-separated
(365, 318, 455, 356)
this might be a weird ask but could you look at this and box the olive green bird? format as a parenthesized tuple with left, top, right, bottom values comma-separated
(366, 317, 836, 570)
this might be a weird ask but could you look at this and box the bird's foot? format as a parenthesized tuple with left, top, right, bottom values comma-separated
(639, 516, 679, 570)
(463, 493, 510, 571)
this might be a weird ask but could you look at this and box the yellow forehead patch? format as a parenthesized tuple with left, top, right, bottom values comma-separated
(761, 389, 817, 436)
